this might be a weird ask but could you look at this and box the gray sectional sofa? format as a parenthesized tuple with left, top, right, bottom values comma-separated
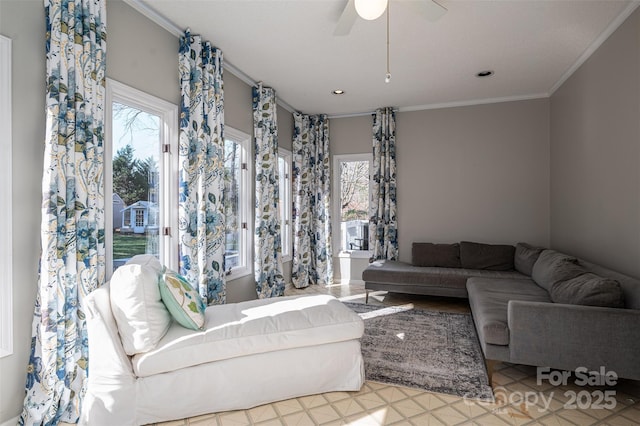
(362, 241, 640, 381)
(362, 241, 526, 300)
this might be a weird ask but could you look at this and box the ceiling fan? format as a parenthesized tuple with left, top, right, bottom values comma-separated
(334, 0, 447, 36)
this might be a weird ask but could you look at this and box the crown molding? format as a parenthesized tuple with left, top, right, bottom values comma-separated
(398, 93, 549, 113)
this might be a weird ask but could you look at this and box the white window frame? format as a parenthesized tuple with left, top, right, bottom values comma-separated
(225, 127, 252, 280)
(278, 148, 292, 262)
(0, 35, 13, 358)
(332, 153, 373, 259)
(105, 79, 178, 279)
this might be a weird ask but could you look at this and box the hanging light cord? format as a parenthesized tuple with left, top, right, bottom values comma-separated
(385, 3, 391, 83)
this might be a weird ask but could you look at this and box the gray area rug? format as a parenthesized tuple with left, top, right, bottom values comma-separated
(344, 302, 494, 401)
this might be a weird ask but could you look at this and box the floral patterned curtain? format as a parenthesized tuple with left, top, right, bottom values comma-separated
(21, 0, 106, 424)
(292, 113, 333, 288)
(253, 84, 286, 298)
(370, 107, 398, 260)
(178, 31, 226, 305)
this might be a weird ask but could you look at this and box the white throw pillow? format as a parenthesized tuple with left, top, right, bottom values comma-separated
(126, 254, 164, 276)
(110, 263, 171, 355)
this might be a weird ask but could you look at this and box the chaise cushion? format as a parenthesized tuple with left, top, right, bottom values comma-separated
(460, 241, 515, 271)
(514, 243, 544, 276)
(550, 273, 625, 308)
(110, 263, 172, 356)
(132, 294, 364, 377)
(467, 277, 551, 346)
(411, 243, 461, 268)
(531, 250, 585, 292)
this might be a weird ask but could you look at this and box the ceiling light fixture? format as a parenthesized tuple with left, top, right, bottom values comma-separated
(476, 70, 494, 77)
(355, 0, 388, 21)
(332, 89, 345, 95)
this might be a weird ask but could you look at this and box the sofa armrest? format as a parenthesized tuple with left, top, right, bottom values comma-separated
(507, 300, 640, 380)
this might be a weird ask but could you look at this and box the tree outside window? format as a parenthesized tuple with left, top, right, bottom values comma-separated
(333, 154, 372, 253)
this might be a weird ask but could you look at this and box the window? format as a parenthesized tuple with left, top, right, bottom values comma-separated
(106, 79, 178, 278)
(0, 35, 12, 358)
(333, 154, 372, 256)
(278, 148, 292, 261)
(223, 127, 252, 278)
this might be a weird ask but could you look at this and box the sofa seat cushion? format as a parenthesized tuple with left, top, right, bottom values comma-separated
(363, 260, 527, 290)
(467, 277, 551, 346)
(132, 294, 364, 377)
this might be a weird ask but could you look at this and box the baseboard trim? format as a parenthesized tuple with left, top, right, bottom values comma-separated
(334, 279, 365, 285)
(285, 279, 364, 289)
(1, 415, 19, 426)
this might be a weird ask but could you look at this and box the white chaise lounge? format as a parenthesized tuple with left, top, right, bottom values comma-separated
(80, 280, 365, 425)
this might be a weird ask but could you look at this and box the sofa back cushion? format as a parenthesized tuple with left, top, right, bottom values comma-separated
(459, 241, 515, 271)
(411, 243, 461, 268)
(126, 253, 165, 276)
(550, 273, 625, 308)
(579, 259, 640, 310)
(514, 243, 545, 276)
(531, 250, 585, 292)
(109, 263, 172, 355)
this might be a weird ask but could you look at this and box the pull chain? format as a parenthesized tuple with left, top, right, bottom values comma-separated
(385, 2, 391, 83)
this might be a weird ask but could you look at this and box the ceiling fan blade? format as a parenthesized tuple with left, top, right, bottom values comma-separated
(403, 0, 447, 22)
(334, 0, 358, 36)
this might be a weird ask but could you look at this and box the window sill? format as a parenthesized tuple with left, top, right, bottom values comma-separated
(337, 250, 372, 259)
(226, 266, 252, 281)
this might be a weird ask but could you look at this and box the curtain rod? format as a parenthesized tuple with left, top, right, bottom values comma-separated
(122, 0, 297, 114)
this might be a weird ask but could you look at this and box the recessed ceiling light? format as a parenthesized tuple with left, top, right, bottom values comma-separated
(332, 89, 345, 95)
(476, 70, 494, 78)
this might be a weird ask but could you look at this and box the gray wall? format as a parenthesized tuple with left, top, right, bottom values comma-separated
(108, 0, 179, 105)
(550, 8, 640, 278)
(331, 115, 373, 155)
(0, 1, 45, 422)
(277, 105, 294, 151)
(396, 100, 550, 261)
(330, 99, 551, 265)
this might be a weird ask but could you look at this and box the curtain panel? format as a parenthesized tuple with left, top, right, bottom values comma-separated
(252, 84, 285, 298)
(370, 107, 398, 261)
(21, 0, 107, 424)
(178, 31, 226, 305)
(291, 113, 333, 288)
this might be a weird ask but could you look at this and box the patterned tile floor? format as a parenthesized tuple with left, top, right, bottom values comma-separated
(154, 283, 640, 426)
